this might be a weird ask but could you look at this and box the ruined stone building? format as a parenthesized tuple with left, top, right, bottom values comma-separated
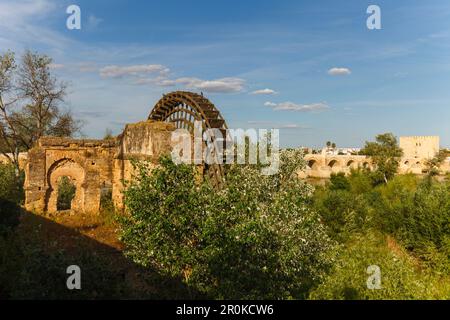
(23, 91, 226, 214)
(24, 121, 174, 214)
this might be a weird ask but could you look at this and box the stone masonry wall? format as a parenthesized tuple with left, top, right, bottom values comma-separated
(24, 120, 175, 214)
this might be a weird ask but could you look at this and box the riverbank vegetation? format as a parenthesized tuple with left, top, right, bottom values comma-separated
(0, 143, 449, 299)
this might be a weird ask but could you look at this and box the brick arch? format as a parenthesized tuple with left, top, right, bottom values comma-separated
(45, 158, 85, 213)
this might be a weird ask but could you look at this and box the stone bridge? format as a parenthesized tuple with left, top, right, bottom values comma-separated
(299, 154, 450, 179)
(299, 155, 373, 179)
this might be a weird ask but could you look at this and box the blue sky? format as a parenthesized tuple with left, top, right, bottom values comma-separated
(1, 0, 449, 148)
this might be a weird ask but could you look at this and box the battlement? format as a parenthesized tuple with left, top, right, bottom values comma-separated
(400, 136, 439, 140)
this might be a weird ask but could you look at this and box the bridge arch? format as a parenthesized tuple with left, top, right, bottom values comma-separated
(307, 159, 319, 170)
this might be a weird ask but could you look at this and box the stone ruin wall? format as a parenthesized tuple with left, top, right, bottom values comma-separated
(23, 120, 175, 214)
(112, 121, 174, 211)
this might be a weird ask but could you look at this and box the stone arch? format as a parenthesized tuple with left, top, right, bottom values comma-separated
(328, 159, 342, 173)
(307, 159, 319, 170)
(362, 162, 371, 170)
(328, 159, 338, 168)
(45, 158, 85, 213)
(347, 160, 356, 168)
(404, 160, 410, 166)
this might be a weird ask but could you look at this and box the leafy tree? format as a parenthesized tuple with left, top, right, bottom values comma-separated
(329, 172, 350, 191)
(120, 151, 334, 299)
(425, 150, 447, 177)
(360, 133, 403, 184)
(0, 50, 81, 172)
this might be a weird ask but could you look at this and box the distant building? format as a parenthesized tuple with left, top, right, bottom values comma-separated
(320, 147, 360, 156)
(399, 136, 439, 159)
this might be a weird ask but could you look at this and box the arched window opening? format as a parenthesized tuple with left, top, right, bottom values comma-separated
(57, 176, 76, 211)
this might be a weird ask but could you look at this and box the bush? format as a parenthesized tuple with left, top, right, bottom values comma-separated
(0, 163, 24, 204)
(120, 152, 335, 299)
(372, 176, 450, 272)
(310, 232, 450, 300)
(0, 164, 24, 234)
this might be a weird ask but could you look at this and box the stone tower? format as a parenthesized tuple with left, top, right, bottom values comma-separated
(399, 136, 439, 159)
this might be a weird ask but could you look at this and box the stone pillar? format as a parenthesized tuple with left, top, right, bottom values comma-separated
(24, 147, 48, 213)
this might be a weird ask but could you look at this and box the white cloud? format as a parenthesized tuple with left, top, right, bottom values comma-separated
(133, 77, 176, 87)
(328, 67, 351, 76)
(99, 64, 169, 78)
(0, 0, 52, 25)
(265, 101, 329, 112)
(247, 121, 309, 129)
(175, 77, 245, 93)
(0, 0, 73, 50)
(250, 88, 277, 95)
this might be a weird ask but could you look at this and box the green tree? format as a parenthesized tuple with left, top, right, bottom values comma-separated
(120, 151, 334, 299)
(0, 50, 81, 172)
(425, 150, 447, 177)
(360, 133, 403, 184)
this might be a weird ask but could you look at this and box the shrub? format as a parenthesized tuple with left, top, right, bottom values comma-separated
(329, 172, 350, 191)
(310, 232, 450, 300)
(372, 177, 450, 272)
(120, 152, 335, 299)
(0, 164, 24, 234)
(0, 163, 24, 204)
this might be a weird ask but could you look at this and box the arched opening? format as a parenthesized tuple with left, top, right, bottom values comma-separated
(404, 161, 410, 166)
(362, 162, 370, 170)
(56, 176, 76, 211)
(308, 159, 318, 170)
(45, 158, 85, 213)
(347, 160, 355, 167)
(328, 160, 338, 168)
